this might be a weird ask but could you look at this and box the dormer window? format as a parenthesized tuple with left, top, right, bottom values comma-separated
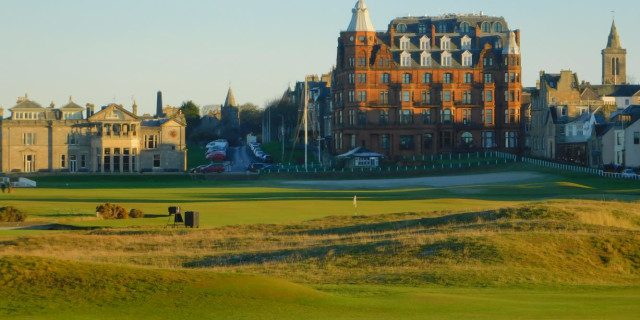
(421, 52, 431, 66)
(397, 23, 407, 33)
(440, 36, 451, 51)
(441, 51, 452, 67)
(438, 24, 447, 33)
(420, 36, 430, 51)
(493, 22, 503, 33)
(462, 51, 473, 67)
(401, 52, 412, 67)
(399, 36, 410, 51)
(460, 22, 471, 33)
(461, 35, 472, 50)
(481, 22, 490, 33)
(495, 38, 503, 49)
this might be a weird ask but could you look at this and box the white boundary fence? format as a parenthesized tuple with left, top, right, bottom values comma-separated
(522, 156, 640, 181)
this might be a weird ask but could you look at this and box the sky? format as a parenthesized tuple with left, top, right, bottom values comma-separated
(0, 0, 638, 116)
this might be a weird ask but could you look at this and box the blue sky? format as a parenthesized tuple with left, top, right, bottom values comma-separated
(0, 0, 638, 115)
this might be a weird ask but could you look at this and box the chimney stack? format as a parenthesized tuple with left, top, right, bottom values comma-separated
(132, 100, 138, 116)
(156, 91, 163, 118)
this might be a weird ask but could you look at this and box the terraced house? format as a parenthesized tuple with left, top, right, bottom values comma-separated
(0, 95, 186, 173)
(332, 0, 522, 158)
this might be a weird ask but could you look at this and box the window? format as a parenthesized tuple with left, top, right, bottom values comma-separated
(379, 91, 389, 104)
(400, 36, 410, 51)
(358, 57, 366, 66)
(460, 22, 470, 33)
(357, 111, 367, 126)
(81, 155, 86, 168)
(443, 91, 451, 102)
(505, 131, 518, 148)
(153, 154, 161, 167)
(441, 109, 452, 124)
(463, 91, 472, 104)
(463, 73, 473, 83)
(443, 73, 452, 84)
(422, 109, 432, 124)
(357, 91, 367, 102)
(348, 58, 355, 67)
(379, 110, 389, 125)
(357, 73, 366, 83)
(485, 90, 493, 102)
(493, 22, 503, 33)
(484, 73, 493, 83)
(401, 52, 411, 67)
(462, 109, 471, 124)
(400, 135, 414, 150)
(23, 132, 36, 145)
(381, 134, 390, 149)
(67, 133, 79, 145)
(461, 35, 471, 50)
(461, 132, 473, 147)
(483, 57, 493, 66)
(481, 22, 490, 33)
(61, 155, 66, 168)
(421, 52, 431, 66)
(348, 110, 356, 125)
(617, 132, 623, 145)
(399, 109, 413, 124)
(440, 36, 451, 51)
(423, 91, 432, 104)
(462, 51, 472, 67)
(440, 131, 452, 148)
(422, 73, 432, 84)
(350, 135, 356, 148)
(397, 23, 407, 33)
(635, 132, 640, 144)
(348, 91, 355, 102)
(420, 36, 430, 51)
(145, 135, 158, 149)
(482, 131, 494, 148)
(483, 109, 493, 124)
(424, 133, 433, 150)
(402, 91, 411, 102)
(402, 73, 412, 84)
(441, 52, 451, 66)
(381, 73, 390, 83)
(418, 24, 427, 34)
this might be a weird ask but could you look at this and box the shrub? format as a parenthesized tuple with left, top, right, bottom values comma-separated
(0, 206, 27, 222)
(96, 202, 129, 220)
(129, 209, 144, 219)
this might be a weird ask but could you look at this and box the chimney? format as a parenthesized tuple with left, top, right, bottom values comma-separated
(475, 24, 481, 48)
(431, 25, 436, 48)
(515, 29, 520, 45)
(156, 91, 163, 117)
(389, 24, 395, 47)
(86, 103, 95, 118)
(132, 101, 138, 116)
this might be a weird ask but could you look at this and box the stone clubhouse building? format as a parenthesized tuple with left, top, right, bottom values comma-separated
(0, 95, 186, 173)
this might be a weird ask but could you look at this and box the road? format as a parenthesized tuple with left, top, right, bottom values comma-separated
(226, 146, 254, 172)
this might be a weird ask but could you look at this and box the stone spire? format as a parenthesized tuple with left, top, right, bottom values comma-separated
(606, 20, 621, 49)
(347, 0, 375, 32)
(224, 87, 237, 107)
(502, 31, 520, 55)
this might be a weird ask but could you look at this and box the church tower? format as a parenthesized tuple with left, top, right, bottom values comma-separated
(602, 20, 627, 85)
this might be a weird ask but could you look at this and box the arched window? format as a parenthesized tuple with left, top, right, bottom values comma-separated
(462, 132, 473, 146)
(493, 22, 503, 33)
(481, 22, 490, 33)
(462, 51, 473, 67)
(460, 22, 470, 33)
(443, 73, 453, 84)
(397, 23, 407, 33)
(402, 73, 412, 84)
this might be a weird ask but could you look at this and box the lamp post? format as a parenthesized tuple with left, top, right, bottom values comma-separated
(278, 115, 285, 164)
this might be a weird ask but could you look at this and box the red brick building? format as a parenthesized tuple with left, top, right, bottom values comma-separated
(332, 1, 522, 158)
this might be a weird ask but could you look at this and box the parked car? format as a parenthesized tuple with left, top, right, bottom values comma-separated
(201, 163, 225, 173)
(621, 168, 637, 177)
(189, 164, 208, 173)
(247, 163, 279, 172)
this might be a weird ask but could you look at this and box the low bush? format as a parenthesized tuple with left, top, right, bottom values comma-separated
(96, 203, 129, 220)
(0, 206, 27, 222)
(129, 209, 144, 219)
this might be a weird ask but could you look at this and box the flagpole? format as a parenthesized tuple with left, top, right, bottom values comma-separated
(304, 81, 308, 171)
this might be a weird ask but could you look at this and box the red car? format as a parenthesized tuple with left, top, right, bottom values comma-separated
(201, 163, 225, 173)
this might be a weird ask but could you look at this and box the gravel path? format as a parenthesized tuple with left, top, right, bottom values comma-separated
(283, 171, 543, 189)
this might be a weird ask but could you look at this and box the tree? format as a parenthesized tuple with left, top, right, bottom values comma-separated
(180, 100, 201, 139)
(239, 103, 263, 138)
